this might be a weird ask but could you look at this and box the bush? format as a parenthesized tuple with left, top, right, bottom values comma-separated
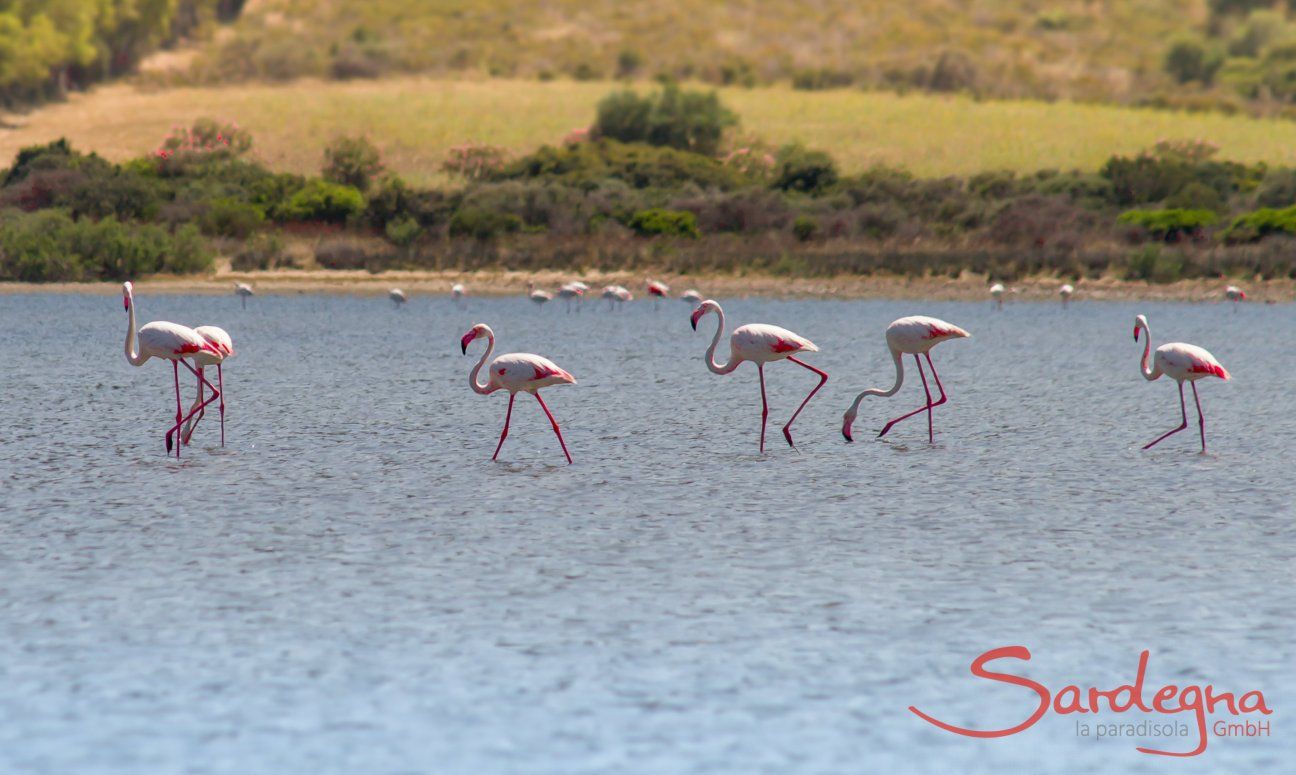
(1117, 209, 1218, 240)
(1125, 245, 1187, 283)
(501, 139, 747, 190)
(792, 215, 818, 241)
(1221, 206, 1296, 242)
(231, 232, 287, 271)
(385, 217, 422, 248)
(363, 175, 451, 229)
(322, 136, 384, 191)
(627, 208, 701, 238)
(594, 84, 737, 155)
(1165, 182, 1223, 212)
(276, 180, 365, 223)
(772, 145, 839, 194)
(792, 68, 854, 90)
(441, 142, 508, 181)
(1163, 35, 1224, 85)
(449, 207, 524, 239)
(0, 210, 212, 282)
(1255, 168, 1296, 207)
(200, 197, 266, 238)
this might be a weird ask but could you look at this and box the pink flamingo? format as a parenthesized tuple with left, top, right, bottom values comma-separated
(647, 279, 669, 310)
(690, 300, 827, 452)
(122, 282, 221, 457)
(181, 326, 235, 447)
(842, 316, 971, 444)
(461, 323, 576, 464)
(1134, 314, 1230, 453)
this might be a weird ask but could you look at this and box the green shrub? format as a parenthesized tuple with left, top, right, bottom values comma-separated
(594, 84, 737, 155)
(1163, 35, 1224, 84)
(385, 216, 422, 248)
(322, 135, 385, 191)
(501, 139, 746, 190)
(200, 197, 265, 237)
(772, 145, 839, 193)
(364, 175, 451, 229)
(793, 215, 818, 241)
(1256, 168, 1296, 207)
(449, 207, 524, 239)
(1222, 206, 1296, 242)
(627, 208, 700, 238)
(791, 68, 853, 90)
(1117, 208, 1218, 240)
(0, 210, 212, 282)
(276, 180, 365, 223)
(231, 232, 287, 271)
(1124, 245, 1186, 283)
(1164, 182, 1223, 212)
(3, 139, 112, 186)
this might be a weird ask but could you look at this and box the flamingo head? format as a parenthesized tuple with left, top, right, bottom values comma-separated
(690, 300, 719, 330)
(460, 323, 490, 354)
(841, 410, 856, 442)
(122, 281, 133, 310)
(1134, 314, 1148, 342)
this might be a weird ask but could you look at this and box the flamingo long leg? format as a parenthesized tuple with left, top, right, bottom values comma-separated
(534, 392, 573, 464)
(167, 360, 182, 457)
(757, 363, 769, 453)
(1142, 381, 1189, 450)
(782, 356, 828, 449)
(217, 364, 225, 446)
(166, 361, 219, 450)
(182, 369, 205, 445)
(493, 394, 516, 461)
(1191, 381, 1206, 453)
(877, 355, 948, 438)
(915, 353, 935, 443)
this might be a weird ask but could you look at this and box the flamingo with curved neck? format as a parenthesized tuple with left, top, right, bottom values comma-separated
(123, 282, 221, 456)
(181, 326, 234, 447)
(462, 323, 576, 464)
(842, 316, 970, 444)
(690, 300, 827, 452)
(1134, 314, 1230, 453)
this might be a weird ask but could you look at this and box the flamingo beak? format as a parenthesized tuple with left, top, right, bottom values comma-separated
(460, 331, 475, 354)
(842, 417, 854, 442)
(690, 308, 703, 330)
(1133, 327, 1139, 342)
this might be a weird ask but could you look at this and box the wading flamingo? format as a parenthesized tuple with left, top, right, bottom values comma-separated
(989, 283, 1005, 310)
(681, 289, 704, 305)
(122, 282, 222, 457)
(389, 288, 407, 307)
(647, 279, 669, 310)
(1134, 314, 1230, 453)
(1060, 284, 1074, 306)
(451, 283, 467, 307)
(557, 282, 586, 313)
(181, 326, 234, 447)
(690, 300, 827, 452)
(1225, 285, 1246, 311)
(461, 323, 576, 464)
(601, 285, 632, 310)
(842, 316, 971, 444)
(234, 282, 254, 309)
(527, 282, 553, 307)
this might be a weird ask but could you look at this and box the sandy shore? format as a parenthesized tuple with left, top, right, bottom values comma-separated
(2, 269, 1291, 303)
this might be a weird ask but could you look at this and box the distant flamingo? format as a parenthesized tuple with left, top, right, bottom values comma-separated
(1059, 283, 1074, 306)
(527, 282, 553, 307)
(1225, 285, 1246, 311)
(601, 285, 632, 310)
(234, 282, 254, 309)
(461, 323, 576, 464)
(451, 283, 467, 307)
(681, 289, 703, 305)
(647, 279, 669, 310)
(389, 288, 407, 307)
(181, 326, 234, 447)
(690, 300, 827, 452)
(989, 283, 1005, 310)
(122, 282, 222, 457)
(557, 282, 586, 313)
(1134, 314, 1230, 453)
(842, 316, 971, 444)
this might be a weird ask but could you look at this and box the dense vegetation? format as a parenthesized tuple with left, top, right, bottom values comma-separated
(0, 1, 243, 107)
(5, 88, 1296, 284)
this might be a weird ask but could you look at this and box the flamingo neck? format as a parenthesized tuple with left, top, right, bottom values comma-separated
(703, 306, 738, 375)
(1137, 320, 1159, 381)
(124, 290, 147, 366)
(469, 332, 498, 394)
(847, 346, 904, 416)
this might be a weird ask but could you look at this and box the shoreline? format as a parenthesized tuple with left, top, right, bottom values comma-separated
(1, 269, 1291, 303)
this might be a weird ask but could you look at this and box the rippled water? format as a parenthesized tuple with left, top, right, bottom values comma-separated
(1, 291, 1293, 773)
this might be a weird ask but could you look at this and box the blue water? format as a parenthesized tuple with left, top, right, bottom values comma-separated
(1, 291, 1292, 773)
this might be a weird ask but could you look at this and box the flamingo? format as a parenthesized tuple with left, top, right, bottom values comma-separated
(122, 282, 222, 457)
(842, 316, 971, 444)
(1134, 314, 1230, 453)
(234, 282, 254, 309)
(680, 289, 704, 306)
(527, 282, 553, 307)
(690, 300, 828, 452)
(1060, 284, 1074, 306)
(389, 288, 408, 307)
(601, 285, 632, 311)
(989, 283, 1005, 310)
(647, 279, 669, 310)
(557, 282, 586, 313)
(461, 323, 576, 464)
(181, 326, 234, 447)
(451, 283, 467, 307)
(1225, 285, 1246, 311)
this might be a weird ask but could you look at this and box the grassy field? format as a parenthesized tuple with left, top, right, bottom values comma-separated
(7, 78, 1296, 183)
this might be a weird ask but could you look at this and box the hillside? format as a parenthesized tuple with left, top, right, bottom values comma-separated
(169, 0, 1210, 104)
(9, 78, 1296, 185)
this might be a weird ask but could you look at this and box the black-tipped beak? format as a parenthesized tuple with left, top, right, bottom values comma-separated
(461, 341, 467, 355)
(690, 318, 697, 331)
(842, 428, 853, 443)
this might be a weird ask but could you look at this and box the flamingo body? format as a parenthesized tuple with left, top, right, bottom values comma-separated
(681, 289, 703, 304)
(647, 280, 670, 298)
(389, 288, 407, 305)
(1060, 284, 1074, 305)
(728, 323, 819, 363)
(1134, 314, 1229, 452)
